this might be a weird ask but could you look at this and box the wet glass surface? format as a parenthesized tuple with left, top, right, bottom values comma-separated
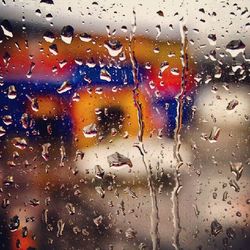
(0, 1, 249, 249)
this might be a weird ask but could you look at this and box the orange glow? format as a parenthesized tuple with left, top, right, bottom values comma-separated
(26, 96, 63, 117)
(11, 229, 37, 250)
(71, 87, 163, 148)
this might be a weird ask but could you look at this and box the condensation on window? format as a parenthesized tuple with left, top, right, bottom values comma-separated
(0, 1, 249, 249)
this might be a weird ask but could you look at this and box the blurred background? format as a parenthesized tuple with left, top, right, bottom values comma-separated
(0, 0, 249, 249)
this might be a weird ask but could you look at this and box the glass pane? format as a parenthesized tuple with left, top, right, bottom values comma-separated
(0, 0, 249, 249)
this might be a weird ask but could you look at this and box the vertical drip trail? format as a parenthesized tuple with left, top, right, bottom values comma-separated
(134, 145, 160, 250)
(129, 10, 144, 143)
(171, 22, 188, 250)
(129, 10, 160, 250)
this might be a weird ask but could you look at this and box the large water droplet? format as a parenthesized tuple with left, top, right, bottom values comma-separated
(229, 179, 240, 192)
(230, 162, 243, 181)
(0, 126, 6, 137)
(107, 152, 132, 168)
(79, 33, 92, 42)
(40, 0, 54, 4)
(208, 34, 216, 46)
(160, 61, 169, 73)
(226, 99, 239, 110)
(57, 219, 65, 237)
(3, 115, 12, 125)
(57, 80, 72, 94)
(226, 40, 246, 57)
(26, 62, 35, 78)
(61, 25, 74, 44)
(31, 97, 39, 112)
(104, 40, 123, 57)
(1, 20, 13, 38)
(49, 44, 58, 55)
(95, 165, 105, 179)
(12, 137, 27, 150)
(9, 216, 20, 232)
(156, 10, 164, 17)
(211, 219, 223, 236)
(100, 68, 111, 82)
(43, 30, 55, 43)
(208, 126, 220, 143)
(83, 123, 97, 138)
(8, 85, 17, 99)
(42, 143, 51, 161)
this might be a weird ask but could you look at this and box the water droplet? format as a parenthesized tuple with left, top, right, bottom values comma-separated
(192, 204, 200, 217)
(0, 126, 6, 137)
(153, 47, 160, 53)
(107, 152, 132, 168)
(226, 40, 246, 57)
(45, 13, 53, 21)
(9, 215, 20, 232)
(95, 165, 104, 179)
(230, 162, 243, 181)
(3, 115, 12, 125)
(170, 68, 180, 76)
(104, 40, 123, 57)
(226, 227, 236, 239)
(1, 20, 13, 37)
(8, 85, 17, 99)
(43, 30, 55, 43)
(208, 126, 220, 143)
(22, 226, 28, 238)
(61, 25, 74, 44)
(79, 32, 92, 42)
(124, 187, 138, 198)
(125, 227, 137, 239)
(156, 10, 164, 17)
(121, 25, 127, 32)
(40, 0, 54, 4)
(226, 99, 239, 110)
(208, 34, 216, 46)
(211, 219, 223, 236)
(29, 198, 40, 207)
(49, 44, 58, 55)
(156, 25, 161, 39)
(100, 68, 111, 82)
(83, 123, 97, 138)
(3, 51, 11, 65)
(35, 9, 42, 16)
(222, 191, 228, 201)
(95, 186, 105, 198)
(12, 137, 27, 150)
(229, 179, 240, 192)
(95, 87, 103, 95)
(57, 80, 72, 94)
(56, 219, 65, 237)
(66, 203, 75, 215)
(75, 150, 84, 161)
(31, 97, 39, 112)
(26, 62, 35, 78)
(160, 61, 169, 73)
(72, 92, 80, 102)
(4, 176, 14, 186)
(93, 215, 103, 227)
(60, 145, 66, 166)
(145, 62, 151, 69)
(42, 143, 51, 161)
